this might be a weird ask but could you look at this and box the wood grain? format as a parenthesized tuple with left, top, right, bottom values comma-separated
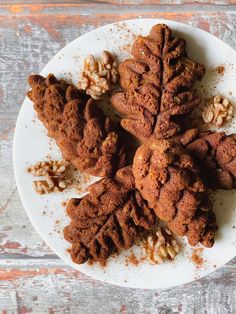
(0, 3, 236, 17)
(0, 258, 235, 313)
(1, 1, 236, 5)
(0, 3, 236, 312)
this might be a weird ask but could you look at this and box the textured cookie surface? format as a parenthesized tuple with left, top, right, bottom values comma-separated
(111, 24, 205, 140)
(133, 137, 217, 247)
(64, 167, 156, 264)
(28, 73, 126, 177)
(177, 129, 236, 189)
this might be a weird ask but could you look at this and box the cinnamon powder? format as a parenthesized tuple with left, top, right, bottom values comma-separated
(191, 248, 204, 268)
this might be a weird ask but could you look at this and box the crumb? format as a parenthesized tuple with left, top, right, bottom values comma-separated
(211, 65, 225, 76)
(125, 252, 139, 266)
(119, 43, 132, 54)
(99, 260, 107, 268)
(75, 184, 84, 193)
(88, 259, 94, 266)
(42, 211, 46, 215)
(139, 256, 147, 263)
(216, 65, 225, 75)
(191, 248, 205, 268)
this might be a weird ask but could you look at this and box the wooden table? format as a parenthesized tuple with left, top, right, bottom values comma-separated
(1, 1, 236, 313)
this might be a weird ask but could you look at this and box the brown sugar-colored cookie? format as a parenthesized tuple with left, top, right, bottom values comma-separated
(27, 73, 126, 177)
(64, 167, 156, 264)
(177, 128, 236, 190)
(133, 137, 217, 247)
(111, 24, 205, 140)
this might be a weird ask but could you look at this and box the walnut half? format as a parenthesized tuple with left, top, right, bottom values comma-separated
(27, 160, 72, 194)
(202, 95, 233, 127)
(144, 227, 180, 264)
(78, 51, 119, 100)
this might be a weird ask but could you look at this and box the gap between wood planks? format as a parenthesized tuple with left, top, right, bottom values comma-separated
(0, 3, 236, 16)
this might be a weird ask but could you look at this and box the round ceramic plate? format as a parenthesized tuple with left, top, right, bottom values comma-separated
(13, 18, 236, 289)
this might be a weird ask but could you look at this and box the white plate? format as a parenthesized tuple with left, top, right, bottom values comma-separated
(13, 18, 236, 289)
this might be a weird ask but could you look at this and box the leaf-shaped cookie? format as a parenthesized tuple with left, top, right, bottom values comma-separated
(133, 137, 217, 247)
(64, 167, 156, 264)
(177, 128, 236, 189)
(27, 73, 126, 177)
(111, 24, 205, 140)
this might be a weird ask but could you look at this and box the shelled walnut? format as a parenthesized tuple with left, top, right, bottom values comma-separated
(144, 227, 180, 264)
(27, 160, 72, 194)
(202, 95, 233, 127)
(78, 51, 119, 100)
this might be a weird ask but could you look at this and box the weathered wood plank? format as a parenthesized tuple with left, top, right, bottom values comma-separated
(0, 3, 236, 18)
(1, 1, 236, 7)
(0, 258, 235, 313)
(0, 115, 53, 257)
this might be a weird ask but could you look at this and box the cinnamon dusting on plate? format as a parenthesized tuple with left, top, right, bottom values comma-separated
(191, 248, 205, 268)
(216, 65, 225, 76)
(125, 252, 139, 266)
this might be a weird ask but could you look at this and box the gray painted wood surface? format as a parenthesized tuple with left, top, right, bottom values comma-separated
(0, 2, 236, 313)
